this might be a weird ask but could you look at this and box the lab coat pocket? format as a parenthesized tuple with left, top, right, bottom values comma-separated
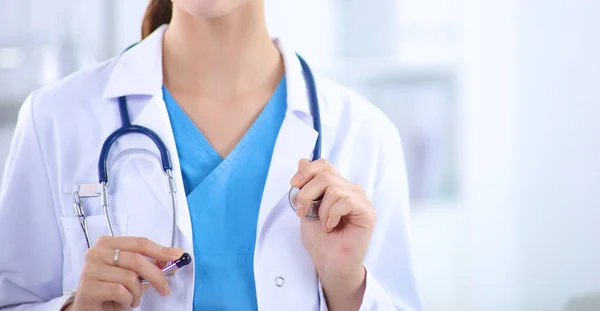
(60, 213, 128, 289)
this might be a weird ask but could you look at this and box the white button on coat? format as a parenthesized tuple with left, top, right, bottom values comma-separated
(0, 25, 422, 311)
(275, 277, 285, 287)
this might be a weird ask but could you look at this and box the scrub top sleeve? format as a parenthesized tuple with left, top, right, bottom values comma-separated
(0, 94, 64, 310)
(359, 123, 423, 311)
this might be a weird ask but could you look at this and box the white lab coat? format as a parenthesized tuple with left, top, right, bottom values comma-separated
(0, 25, 422, 311)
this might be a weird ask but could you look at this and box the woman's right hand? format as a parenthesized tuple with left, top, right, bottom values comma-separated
(65, 236, 184, 311)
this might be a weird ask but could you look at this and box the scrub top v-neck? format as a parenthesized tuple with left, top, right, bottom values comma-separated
(163, 78, 287, 310)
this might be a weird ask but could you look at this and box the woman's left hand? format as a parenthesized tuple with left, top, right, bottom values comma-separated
(291, 159, 376, 310)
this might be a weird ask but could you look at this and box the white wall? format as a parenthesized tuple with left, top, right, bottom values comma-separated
(516, 1, 600, 310)
(114, 0, 147, 52)
(409, 0, 522, 310)
(264, 0, 336, 66)
(0, 125, 14, 178)
(411, 207, 468, 311)
(450, 0, 600, 310)
(460, 0, 520, 309)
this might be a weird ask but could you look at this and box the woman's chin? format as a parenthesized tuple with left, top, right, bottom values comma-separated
(174, 0, 251, 19)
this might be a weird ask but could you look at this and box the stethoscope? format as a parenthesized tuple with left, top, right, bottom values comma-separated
(73, 54, 323, 250)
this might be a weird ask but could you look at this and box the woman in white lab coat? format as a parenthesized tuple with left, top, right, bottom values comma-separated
(0, 0, 422, 310)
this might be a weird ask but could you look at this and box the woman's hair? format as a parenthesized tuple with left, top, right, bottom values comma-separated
(142, 0, 173, 39)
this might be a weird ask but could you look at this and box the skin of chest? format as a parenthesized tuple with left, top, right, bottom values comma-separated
(168, 82, 279, 158)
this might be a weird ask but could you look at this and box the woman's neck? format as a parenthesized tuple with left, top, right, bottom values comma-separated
(162, 1, 283, 101)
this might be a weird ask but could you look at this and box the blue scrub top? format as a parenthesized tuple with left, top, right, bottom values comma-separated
(163, 78, 287, 310)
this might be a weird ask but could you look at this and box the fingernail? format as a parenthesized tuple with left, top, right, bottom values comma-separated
(321, 222, 328, 231)
(162, 285, 171, 296)
(327, 218, 332, 230)
(169, 248, 184, 258)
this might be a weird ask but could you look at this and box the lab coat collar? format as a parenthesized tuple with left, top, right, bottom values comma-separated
(273, 38, 331, 127)
(102, 25, 166, 99)
(102, 24, 331, 127)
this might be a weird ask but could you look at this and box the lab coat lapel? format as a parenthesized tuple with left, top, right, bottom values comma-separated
(256, 112, 318, 239)
(256, 40, 322, 240)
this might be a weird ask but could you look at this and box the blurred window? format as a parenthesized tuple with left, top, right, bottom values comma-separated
(322, 0, 463, 203)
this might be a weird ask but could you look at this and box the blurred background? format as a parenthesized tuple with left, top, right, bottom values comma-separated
(1, 0, 599, 310)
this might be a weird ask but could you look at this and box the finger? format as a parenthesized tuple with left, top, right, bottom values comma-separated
(327, 197, 355, 230)
(105, 282, 134, 308)
(318, 186, 353, 231)
(89, 248, 170, 296)
(290, 158, 339, 188)
(88, 281, 134, 308)
(89, 264, 143, 307)
(328, 196, 375, 230)
(95, 236, 183, 262)
(295, 172, 347, 216)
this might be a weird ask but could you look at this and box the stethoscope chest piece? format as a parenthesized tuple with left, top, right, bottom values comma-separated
(288, 187, 321, 219)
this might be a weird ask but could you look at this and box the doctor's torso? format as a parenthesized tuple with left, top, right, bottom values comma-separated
(2, 26, 412, 310)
